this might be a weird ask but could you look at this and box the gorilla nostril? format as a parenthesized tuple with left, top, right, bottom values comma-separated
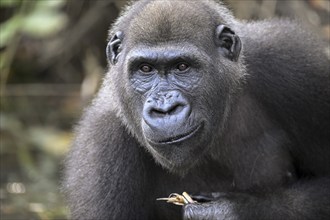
(143, 90, 190, 124)
(150, 109, 165, 119)
(168, 104, 184, 115)
(150, 104, 185, 118)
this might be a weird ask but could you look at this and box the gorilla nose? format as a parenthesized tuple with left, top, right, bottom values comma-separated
(150, 102, 186, 119)
(143, 91, 191, 128)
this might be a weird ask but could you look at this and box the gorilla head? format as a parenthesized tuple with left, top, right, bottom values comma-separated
(105, 0, 244, 173)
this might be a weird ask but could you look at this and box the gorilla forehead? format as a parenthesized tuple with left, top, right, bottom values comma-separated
(126, 0, 219, 45)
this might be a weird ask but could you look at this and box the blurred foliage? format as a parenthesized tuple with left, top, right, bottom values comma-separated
(1, 0, 119, 219)
(0, 0, 328, 220)
(0, 0, 67, 47)
(1, 0, 68, 94)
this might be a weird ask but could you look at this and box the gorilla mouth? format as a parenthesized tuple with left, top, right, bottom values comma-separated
(152, 123, 202, 144)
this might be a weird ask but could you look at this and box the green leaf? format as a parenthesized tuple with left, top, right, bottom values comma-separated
(0, 0, 21, 7)
(35, 0, 66, 10)
(21, 11, 68, 38)
(0, 15, 22, 47)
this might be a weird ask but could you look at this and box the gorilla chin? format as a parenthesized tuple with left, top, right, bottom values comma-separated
(142, 121, 208, 172)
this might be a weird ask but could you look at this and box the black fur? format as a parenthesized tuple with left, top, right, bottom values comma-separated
(63, 0, 330, 219)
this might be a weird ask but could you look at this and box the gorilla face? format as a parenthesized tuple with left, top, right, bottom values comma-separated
(107, 2, 243, 173)
(127, 44, 216, 171)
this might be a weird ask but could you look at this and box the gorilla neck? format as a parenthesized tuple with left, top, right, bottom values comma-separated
(226, 93, 275, 142)
(212, 92, 276, 157)
(207, 92, 291, 189)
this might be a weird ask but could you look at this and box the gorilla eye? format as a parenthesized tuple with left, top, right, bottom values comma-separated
(177, 63, 189, 71)
(139, 64, 153, 73)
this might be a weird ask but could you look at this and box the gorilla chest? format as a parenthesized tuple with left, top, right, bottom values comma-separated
(154, 148, 295, 196)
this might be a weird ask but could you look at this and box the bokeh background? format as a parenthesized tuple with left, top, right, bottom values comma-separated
(0, 0, 329, 219)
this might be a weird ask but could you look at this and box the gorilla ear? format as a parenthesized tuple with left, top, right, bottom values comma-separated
(107, 31, 123, 65)
(215, 25, 241, 62)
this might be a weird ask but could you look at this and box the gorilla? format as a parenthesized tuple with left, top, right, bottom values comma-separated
(63, 0, 330, 219)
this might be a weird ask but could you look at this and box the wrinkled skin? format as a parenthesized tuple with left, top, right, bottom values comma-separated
(63, 0, 330, 220)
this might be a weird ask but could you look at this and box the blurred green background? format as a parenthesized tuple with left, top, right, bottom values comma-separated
(0, 0, 329, 219)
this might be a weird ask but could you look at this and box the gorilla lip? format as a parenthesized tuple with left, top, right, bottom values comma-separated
(149, 123, 202, 145)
